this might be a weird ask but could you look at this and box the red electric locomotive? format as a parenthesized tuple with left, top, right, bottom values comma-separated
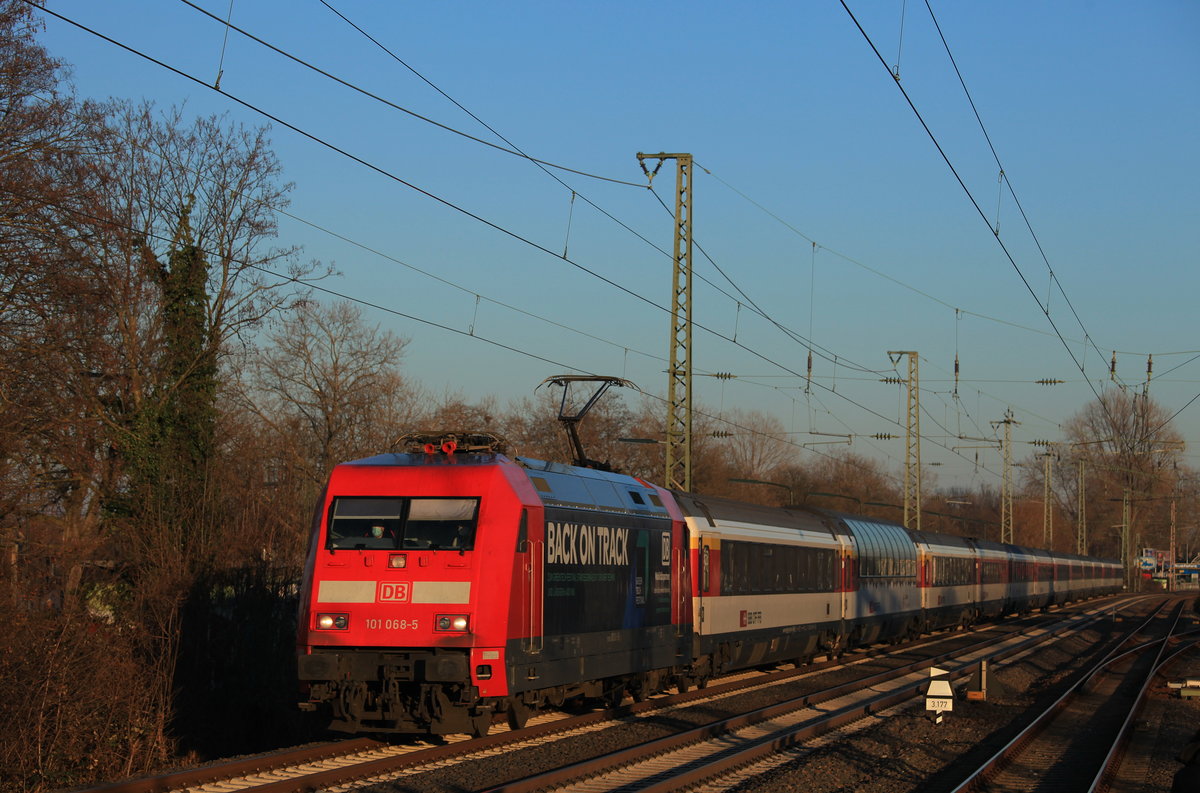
(296, 432, 692, 736)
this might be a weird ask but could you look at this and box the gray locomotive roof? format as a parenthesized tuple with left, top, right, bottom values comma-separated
(515, 457, 669, 516)
(342, 451, 506, 467)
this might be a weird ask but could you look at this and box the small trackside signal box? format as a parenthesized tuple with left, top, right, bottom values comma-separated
(966, 659, 988, 701)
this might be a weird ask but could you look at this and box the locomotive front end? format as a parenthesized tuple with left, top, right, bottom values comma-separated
(297, 441, 532, 736)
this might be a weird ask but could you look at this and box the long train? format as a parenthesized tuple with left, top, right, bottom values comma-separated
(296, 433, 1123, 736)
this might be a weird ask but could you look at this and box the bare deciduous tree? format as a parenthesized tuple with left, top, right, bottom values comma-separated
(0, 0, 110, 540)
(103, 102, 324, 347)
(240, 300, 417, 491)
(800, 450, 901, 515)
(1053, 389, 1189, 559)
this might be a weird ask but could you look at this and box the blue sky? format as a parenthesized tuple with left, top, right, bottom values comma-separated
(37, 0, 1200, 492)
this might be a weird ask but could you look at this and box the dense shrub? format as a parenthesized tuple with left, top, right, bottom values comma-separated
(0, 603, 171, 793)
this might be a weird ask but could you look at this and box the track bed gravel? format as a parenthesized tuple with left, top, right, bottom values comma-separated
(350, 611, 1134, 793)
(725, 599, 1200, 793)
(342, 632, 1003, 793)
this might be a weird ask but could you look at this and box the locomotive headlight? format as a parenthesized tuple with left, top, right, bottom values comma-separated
(388, 554, 407, 569)
(435, 614, 469, 632)
(315, 613, 349, 630)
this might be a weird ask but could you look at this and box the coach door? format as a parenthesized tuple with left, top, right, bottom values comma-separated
(694, 534, 710, 633)
(837, 529, 855, 637)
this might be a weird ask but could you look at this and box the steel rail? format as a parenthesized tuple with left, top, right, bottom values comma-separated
(1087, 614, 1199, 793)
(947, 598, 1175, 793)
(74, 654, 851, 793)
(480, 604, 1115, 793)
(247, 622, 1043, 793)
(77, 739, 384, 793)
(75, 597, 1133, 793)
(79, 611, 1051, 793)
(642, 603, 1146, 793)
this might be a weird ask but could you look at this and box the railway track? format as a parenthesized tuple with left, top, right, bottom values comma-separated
(949, 596, 1198, 793)
(478, 599, 1133, 793)
(80, 597, 1143, 793)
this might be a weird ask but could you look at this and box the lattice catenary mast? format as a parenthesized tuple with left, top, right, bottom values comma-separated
(992, 411, 1020, 544)
(887, 351, 921, 531)
(638, 152, 694, 491)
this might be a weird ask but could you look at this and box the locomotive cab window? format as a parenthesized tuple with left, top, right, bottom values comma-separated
(327, 497, 479, 551)
(328, 497, 404, 550)
(405, 498, 478, 550)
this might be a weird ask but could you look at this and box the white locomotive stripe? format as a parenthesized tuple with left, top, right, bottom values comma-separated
(412, 581, 471, 604)
(317, 580, 376, 603)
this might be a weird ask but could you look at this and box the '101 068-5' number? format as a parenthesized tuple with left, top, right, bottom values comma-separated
(365, 618, 418, 630)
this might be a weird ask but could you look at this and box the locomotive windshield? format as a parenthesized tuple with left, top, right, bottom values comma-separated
(327, 496, 479, 550)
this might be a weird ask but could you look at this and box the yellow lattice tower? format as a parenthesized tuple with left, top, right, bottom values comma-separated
(639, 152, 694, 491)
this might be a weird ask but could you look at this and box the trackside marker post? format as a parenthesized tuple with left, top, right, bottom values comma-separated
(926, 666, 953, 723)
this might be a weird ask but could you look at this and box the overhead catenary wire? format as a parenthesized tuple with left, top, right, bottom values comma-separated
(160, 5, 1143, 438)
(36, 2, 1179, 487)
(28, 5, 951, 465)
(8, 182, 922, 488)
(176, 0, 647, 189)
(920, 0, 1113, 381)
(276, 7, 1185, 458)
(305, 1, 874, 393)
(182, 0, 687, 270)
(14, 162, 1006, 491)
(54, 11, 925, 425)
(31, 2, 684, 327)
(37, 97, 686, 379)
(647, 183, 888, 377)
(11, 192, 588, 375)
(697, 163, 1111, 356)
(1151, 392, 1200, 438)
(837, 0, 1121, 434)
(194, 0, 925, 393)
(184, 0, 897, 386)
(683, 184, 1181, 472)
(685, 163, 1111, 440)
(1154, 353, 1200, 381)
(918, 354, 1062, 430)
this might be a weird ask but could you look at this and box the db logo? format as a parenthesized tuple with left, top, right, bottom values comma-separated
(377, 582, 411, 602)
